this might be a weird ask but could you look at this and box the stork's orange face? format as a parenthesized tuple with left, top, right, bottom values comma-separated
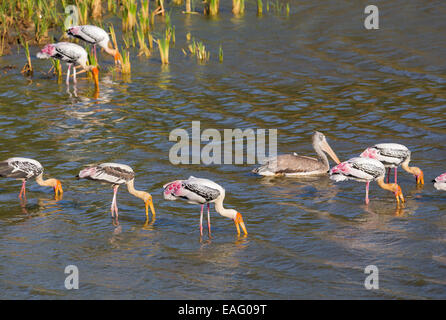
(114, 51, 123, 65)
(415, 169, 424, 185)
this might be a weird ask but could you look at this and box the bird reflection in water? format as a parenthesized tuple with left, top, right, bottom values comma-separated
(19, 193, 63, 216)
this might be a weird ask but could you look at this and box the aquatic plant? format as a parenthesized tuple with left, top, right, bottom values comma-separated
(187, 38, 210, 63)
(122, 0, 138, 32)
(91, 0, 102, 20)
(157, 37, 169, 64)
(20, 41, 33, 76)
(204, 0, 219, 16)
(121, 50, 131, 73)
(257, 0, 263, 16)
(232, 0, 244, 15)
(76, 0, 89, 25)
(219, 44, 223, 63)
(139, 0, 150, 33)
(53, 58, 62, 80)
(137, 26, 150, 57)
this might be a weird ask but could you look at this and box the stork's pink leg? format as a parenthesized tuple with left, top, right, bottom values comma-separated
(111, 185, 119, 218)
(394, 167, 398, 184)
(365, 181, 370, 205)
(386, 168, 391, 183)
(19, 180, 26, 199)
(93, 44, 97, 62)
(207, 203, 211, 237)
(73, 64, 77, 84)
(66, 64, 71, 86)
(199, 204, 204, 237)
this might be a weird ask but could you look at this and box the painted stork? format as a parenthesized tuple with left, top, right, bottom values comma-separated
(433, 173, 446, 191)
(66, 25, 122, 65)
(329, 157, 405, 205)
(0, 157, 63, 199)
(253, 131, 340, 176)
(37, 42, 99, 88)
(360, 143, 424, 185)
(163, 176, 248, 237)
(76, 163, 155, 220)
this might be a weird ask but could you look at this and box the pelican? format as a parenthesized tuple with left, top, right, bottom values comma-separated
(329, 157, 405, 205)
(0, 157, 63, 199)
(76, 163, 155, 220)
(66, 25, 122, 65)
(433, 173, 446, 191)
(37, 42, 99, 88)
(163, 176, 247, 237)
(360, 143, 424, 185)
(253, 131, 340, 176)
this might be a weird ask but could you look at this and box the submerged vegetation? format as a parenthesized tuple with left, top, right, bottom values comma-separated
(0, 0, 291, 77)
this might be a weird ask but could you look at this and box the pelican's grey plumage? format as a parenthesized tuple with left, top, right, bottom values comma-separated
(329, 157, 404, 205)
(163, 176, 247, 237)
(253, 131, 340, 176)
(0, 157, 63, 199)
(77, 163, 155, 220)
(360, 143, 424, 185)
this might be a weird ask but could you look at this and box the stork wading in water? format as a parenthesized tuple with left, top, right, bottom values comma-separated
(37, 42, 99, 88)
(0, 157, 63, 200)
(163, 176, 248, 237)
(66, 25, 123, 65)
(329, 157, 405, 205)
(252, 131, 340, 176)
(433, 173, 446, 191)
(77, 163, 155, 221)
(360, 143, 424, 185)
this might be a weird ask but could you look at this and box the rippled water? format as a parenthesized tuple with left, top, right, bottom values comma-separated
(0, 1, 445, 299)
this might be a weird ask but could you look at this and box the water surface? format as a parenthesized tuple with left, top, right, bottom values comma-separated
(0, 1, 445, 299)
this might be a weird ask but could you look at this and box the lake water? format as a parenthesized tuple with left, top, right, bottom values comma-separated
(0, 1, 445, 299)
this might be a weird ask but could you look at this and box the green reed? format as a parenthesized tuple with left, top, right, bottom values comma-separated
(204, 0, 219, 16)
(157, 37, 169, 64)
(232, 0, 244, 15)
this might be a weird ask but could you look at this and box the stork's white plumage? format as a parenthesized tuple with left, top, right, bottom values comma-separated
(66, 25, 122, 65)
(360, 143, 424, 185)
(329, 157, 404, 205)
(163, 176, 247, 237)
(77, 163, 155, 221)
(37, 42, 99, 88)
(0, 157, 63, 199)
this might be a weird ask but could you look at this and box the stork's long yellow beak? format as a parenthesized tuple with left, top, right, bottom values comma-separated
(55, 180, 63, 197)
(416, 170, 424, 185)
(145, 197, 156, 219)
(91, 66, 99, 89)
(235, 212, 248, 236)
(395, 185, 405, 204)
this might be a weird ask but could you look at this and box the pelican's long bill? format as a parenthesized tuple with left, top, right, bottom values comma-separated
(234, 212, 248, 236)
(321, 140, 341, 164)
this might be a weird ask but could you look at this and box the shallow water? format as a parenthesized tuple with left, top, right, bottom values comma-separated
(0, 1, 445, 299)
